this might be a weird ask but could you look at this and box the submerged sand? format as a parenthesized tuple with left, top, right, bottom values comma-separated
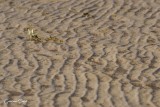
(0, 0, 160, 107)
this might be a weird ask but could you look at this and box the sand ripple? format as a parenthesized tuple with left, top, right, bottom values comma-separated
(0, 0, 160, 107)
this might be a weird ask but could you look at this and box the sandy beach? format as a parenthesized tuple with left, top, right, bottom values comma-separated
(0, 0, 160, 107)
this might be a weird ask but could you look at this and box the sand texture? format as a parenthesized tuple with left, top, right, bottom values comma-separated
(0, 0, 160, 107)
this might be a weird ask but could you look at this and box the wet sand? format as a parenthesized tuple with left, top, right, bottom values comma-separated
(0, 0, 160, 107)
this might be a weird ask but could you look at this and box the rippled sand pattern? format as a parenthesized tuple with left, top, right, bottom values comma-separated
(0, 0, 160, 107)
